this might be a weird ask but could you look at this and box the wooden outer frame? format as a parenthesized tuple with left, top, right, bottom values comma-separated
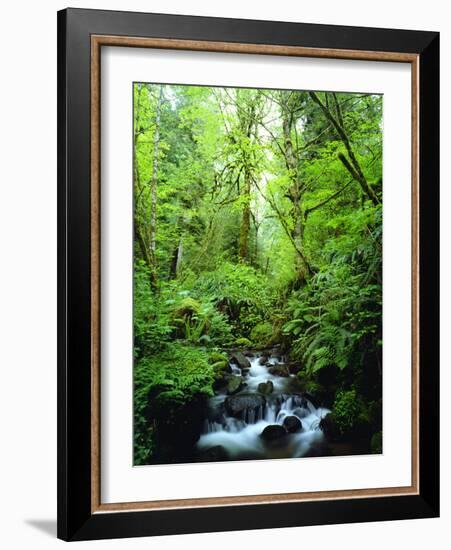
(58, 8, 439, 541)
(90, 34, 419, 513)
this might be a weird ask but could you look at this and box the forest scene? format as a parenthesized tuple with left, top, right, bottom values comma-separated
(133, 82, 383, 466)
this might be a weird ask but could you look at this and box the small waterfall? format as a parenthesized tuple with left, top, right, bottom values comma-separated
(230, 364, 242, 376)
(197, 351, 330, 460)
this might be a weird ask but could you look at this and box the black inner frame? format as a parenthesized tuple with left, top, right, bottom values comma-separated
(57, 8, 439, 541)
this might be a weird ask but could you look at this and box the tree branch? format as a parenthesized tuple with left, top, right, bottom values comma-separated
(304, 178, 354, 220)
(309, 91, 379, 205)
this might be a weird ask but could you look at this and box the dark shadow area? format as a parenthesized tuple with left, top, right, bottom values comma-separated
(25, 519, 57, 538)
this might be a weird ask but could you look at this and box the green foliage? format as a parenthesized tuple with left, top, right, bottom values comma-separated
(171, 297, 201, 319)
(160, 292, 232, 347)
(332, 389, 361, 433)
(283, 204, 382, 380)
(134, 260, 173, 357)
(234, 337, 253, 347)
(250, 321, 274, 347)
(211, 360, 228, 372)
(134, 343, 214, 464)
(132, 83, 383, 462)
(208, 351, 228, 364)
(192, 262, 274, 336)
(295, 374, 323, 395)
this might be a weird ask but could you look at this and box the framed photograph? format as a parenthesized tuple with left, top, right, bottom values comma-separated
(57, 8, 439, 541)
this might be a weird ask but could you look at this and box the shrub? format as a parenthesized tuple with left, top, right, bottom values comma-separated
(332, 389, 361, 433)
(170, 294, 232, 347)
(191, 261, 274, 336)
(282, 204, 382, 383)
(134, 260, 174, 358)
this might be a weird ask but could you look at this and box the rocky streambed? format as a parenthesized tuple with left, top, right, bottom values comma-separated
(196, 350, 331, 462)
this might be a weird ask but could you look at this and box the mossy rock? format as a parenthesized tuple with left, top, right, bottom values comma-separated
(208, 351, 228, 364)
(257, 380, 274, 395)
(211, 360, 229, 376)
(371, 431, 383, 454)
(268, 364, 290, 377)
(230, 352, 251, 370)
(211, 359, 228, 370)
(234, 337, 253, 347)
(226, 376, 244, 395)
(172, 297, 201, 319)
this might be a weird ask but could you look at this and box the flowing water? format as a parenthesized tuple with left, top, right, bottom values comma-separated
(196, 351, 330, 461)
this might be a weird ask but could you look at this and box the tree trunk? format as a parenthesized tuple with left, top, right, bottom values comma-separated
(281, 101, 310, 280)
(238, 166, 251, 262)
(236, 89, 261, 263)
(170, 235, 183, 278)
(148, 85, 163, 289)
(133, 84, 153, 273)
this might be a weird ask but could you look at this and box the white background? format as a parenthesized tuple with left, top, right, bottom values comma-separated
(0, 0, 448, 548)
(102, 48, 412, 503)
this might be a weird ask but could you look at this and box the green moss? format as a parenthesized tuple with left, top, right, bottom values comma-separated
(235, 337, 253, 347)
(208, 351, 227, 364)
(211, 360, 229, 375)
(171, 297, 201, 319)
(250, 321, 274, 346)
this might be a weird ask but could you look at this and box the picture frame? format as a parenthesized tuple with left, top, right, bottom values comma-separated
(57, 7, 439, 541)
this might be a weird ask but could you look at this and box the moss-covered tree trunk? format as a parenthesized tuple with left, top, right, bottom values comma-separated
(238, 166, 251, 262)
(281, 97, 310, 282)
(148, 85, 164, 290)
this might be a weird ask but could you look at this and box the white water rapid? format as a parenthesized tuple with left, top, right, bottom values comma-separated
(196, 352, 330, 461)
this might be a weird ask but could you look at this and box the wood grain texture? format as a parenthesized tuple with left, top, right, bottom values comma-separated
(92, 35, 418, 62)
(411, 56, 420, 493)
(91, 36, 101, 514)
(90, 34, 420, 514)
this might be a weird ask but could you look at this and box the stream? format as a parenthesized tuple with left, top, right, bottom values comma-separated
(196, 350, 331, 461)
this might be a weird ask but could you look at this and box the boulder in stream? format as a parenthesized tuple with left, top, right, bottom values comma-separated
(226, 376, 244, 395)
(196, 445, 229, 462)
(319, 412, 341, 441)
(229, 352, 251, 370)
(260, 424, 287, 441)
(224, 393, 266, 417)
(283, 415, 303, 433)
(258, 380, 274, 395)
(268, 364, 290, 377)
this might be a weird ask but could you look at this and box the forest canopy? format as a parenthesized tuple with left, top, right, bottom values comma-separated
(133, 83, 383, 465)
